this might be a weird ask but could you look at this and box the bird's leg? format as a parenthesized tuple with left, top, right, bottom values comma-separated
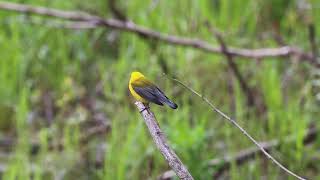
(139, 103, 150, 113)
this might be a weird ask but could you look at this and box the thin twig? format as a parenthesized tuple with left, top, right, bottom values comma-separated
(134, 102, 194, 180)
(206, 23, 256, 107)
(165, 76, 307, 180)
(42, 90, 54, 125)
(0, 122, 111, 154)
(211, 125, 317, 178)
(159, 125, 317, 179)
(108, 0, 127, 21)
(0, 2, 315, 64)
(308, 24, 318, 62)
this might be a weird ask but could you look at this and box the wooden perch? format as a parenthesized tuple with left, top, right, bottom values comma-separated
(134, 102, 193, 180)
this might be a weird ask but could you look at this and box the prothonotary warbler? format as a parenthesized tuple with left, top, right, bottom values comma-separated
(129, 71, 178, 109)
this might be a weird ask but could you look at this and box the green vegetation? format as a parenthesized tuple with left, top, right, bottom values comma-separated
(0, 0, 319, 179)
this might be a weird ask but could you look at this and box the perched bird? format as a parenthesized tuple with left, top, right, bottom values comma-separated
(129, 71, 178, 109)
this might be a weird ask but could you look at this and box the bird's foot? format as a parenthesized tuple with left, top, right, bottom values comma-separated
(139, 103, 150, 113)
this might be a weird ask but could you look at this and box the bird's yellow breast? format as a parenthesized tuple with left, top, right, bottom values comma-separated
(129, 72, 148, 103)
(129, 82, 148, 103)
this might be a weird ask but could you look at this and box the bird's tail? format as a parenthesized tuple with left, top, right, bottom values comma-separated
(154, 87, 178, 109)
(164, 99, 178, 109)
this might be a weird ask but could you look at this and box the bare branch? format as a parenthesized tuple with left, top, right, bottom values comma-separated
(159, 126, 317, 179)
(135, 102, 193, 180)
(0, 122, 111, 154)
(166, 76, 307, 180)
(0, 1, 98, 21)
(211, 125, 317, 178)
(308, 24, 318, 64)
(206, 23, 257, 108)
(108, 0, 127, 21)
(0, 1, 315, 64)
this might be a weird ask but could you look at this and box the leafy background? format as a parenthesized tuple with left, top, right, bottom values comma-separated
(0, 0, 319, 179)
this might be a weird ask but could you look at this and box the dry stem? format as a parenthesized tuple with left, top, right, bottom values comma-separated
(168, 77, 307, 180)
(135, 102, 193, 180)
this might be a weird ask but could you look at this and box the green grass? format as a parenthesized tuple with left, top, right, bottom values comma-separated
(0, 0, 319, 179)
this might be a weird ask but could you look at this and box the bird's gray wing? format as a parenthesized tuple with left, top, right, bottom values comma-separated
(132, 85, 164, 106)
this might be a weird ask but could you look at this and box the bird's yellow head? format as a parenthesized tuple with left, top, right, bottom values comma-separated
(130, 71, 145, 82)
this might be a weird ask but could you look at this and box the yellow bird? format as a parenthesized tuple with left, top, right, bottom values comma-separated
(129, 71, 178, 109)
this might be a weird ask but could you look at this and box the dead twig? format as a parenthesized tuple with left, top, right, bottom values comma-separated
(166, 76, 307, 180)
(135, 102, 193, 180)
(308, 24, 318, 63)
(159, 126, 317, 179)
(211, 125, 317, 178)
(108, 0, 127, 21)
(0, 121, 110, 155)
(0, 2, 316, 64)
(206, 23, 257, 108)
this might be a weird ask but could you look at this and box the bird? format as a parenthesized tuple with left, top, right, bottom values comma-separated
(129, 71, 178, 109)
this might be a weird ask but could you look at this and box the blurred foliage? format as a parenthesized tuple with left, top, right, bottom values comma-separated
(0, 0, 319, 179)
